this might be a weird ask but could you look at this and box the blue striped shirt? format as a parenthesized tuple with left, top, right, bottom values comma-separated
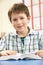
(0, 30, 43, 53)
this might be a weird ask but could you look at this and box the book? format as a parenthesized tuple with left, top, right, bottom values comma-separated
(0, 53, 42, 60)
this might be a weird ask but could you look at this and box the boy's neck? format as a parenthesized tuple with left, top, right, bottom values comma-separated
(16, 27, 30, 37)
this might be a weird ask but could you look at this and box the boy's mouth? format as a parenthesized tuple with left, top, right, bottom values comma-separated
(17, 25, 23, 28)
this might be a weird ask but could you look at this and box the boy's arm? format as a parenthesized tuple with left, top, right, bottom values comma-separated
(35, 50, 43, 58)
(0, 50, 17, 56)
(0, 34, 17, 56)
(0, 35, 6, 51)
(35, 34, 43, 58)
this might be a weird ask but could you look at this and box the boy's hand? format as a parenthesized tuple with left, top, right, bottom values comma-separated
(35, 50, 43, 58)
(0, 50, 17, 56)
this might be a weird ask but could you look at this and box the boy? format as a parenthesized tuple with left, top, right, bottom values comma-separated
(0, 3, 43, 58)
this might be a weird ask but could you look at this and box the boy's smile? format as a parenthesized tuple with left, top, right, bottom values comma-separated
(11, 13, 30, 36)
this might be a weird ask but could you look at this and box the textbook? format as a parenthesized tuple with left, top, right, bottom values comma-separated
(0, 53, 42, 60)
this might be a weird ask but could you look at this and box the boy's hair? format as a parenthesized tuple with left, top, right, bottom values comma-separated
(8, 3, 30, 22)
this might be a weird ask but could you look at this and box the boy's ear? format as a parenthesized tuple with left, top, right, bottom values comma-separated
(27, 16, 30, 20)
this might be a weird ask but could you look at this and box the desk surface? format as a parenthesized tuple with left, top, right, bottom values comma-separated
(0, 60, 43, 65)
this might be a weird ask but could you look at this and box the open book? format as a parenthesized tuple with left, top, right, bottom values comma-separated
(0, 53, 42, 60)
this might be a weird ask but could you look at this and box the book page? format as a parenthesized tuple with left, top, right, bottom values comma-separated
(20, 53, 42, 59)
(0, 53, 42, 60)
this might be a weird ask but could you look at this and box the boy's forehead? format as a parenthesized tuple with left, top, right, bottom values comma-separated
(11, 12, 27, 16)
(11, 12, 27, 19)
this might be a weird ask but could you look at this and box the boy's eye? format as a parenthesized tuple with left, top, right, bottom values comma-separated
(20, 17, 24, 20)
(13, 19, 17, 21)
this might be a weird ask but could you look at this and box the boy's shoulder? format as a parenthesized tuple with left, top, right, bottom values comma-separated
(29, 29, 39, 35)
(1, 32, 16, 39)
(28, 29, 43, 38)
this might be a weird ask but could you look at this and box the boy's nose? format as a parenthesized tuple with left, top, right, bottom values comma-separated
(17, 19, 22, 24)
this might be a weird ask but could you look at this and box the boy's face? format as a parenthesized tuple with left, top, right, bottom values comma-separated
(11, 12, 30, 32)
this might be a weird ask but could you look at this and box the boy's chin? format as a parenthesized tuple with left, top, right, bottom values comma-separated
(17, 29, 24, 32)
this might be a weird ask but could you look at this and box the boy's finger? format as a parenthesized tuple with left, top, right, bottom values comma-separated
(0, 52, 8, 56)
(6, 50, 17, 55)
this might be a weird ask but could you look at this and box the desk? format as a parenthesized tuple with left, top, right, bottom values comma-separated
(0, 60, 43, 65)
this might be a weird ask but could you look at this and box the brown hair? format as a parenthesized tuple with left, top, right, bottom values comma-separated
(8, 3, 30, 22)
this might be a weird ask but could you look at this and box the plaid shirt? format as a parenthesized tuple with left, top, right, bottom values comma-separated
(0, 30, 43, 53)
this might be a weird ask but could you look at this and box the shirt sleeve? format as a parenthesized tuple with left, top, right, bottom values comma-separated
(0, 34, 7, 51)
(38, 31, 43, 50)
